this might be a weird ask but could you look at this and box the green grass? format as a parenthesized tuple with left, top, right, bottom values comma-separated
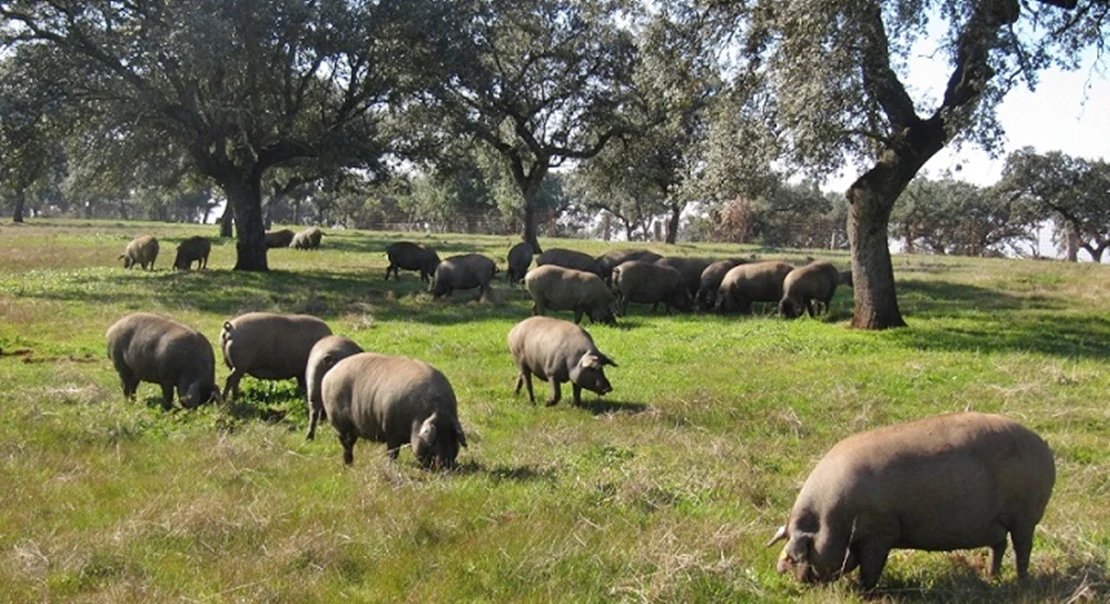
(0, 218, 1107, 602)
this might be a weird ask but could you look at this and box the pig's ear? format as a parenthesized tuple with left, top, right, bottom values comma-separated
(597, 353, 617, 368)
(578, 354, 599, 369)
(417, 413, 438, 444)
(766, 525, 788, 548)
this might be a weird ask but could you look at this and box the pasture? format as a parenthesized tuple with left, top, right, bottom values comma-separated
(0, 219, 1107, 602)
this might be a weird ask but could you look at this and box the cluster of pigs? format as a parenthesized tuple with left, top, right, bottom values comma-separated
(386, 241, 854, 322)
(104, 237, 1057, 592)
(118, 227, 323, 271)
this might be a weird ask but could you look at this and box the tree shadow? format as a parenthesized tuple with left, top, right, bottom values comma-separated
(889, 279, 1110, 360)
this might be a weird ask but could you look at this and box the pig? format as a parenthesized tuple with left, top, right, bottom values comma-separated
(653, 256, 714, 297)
(779, 262, 842, 319)
(320, 352, 468, 468)
(611, 260, 693, 315)
(507, 316, 617, 407)
(430, 253, 498, 299)
(536, 248, 603, 278)
(596, 249, 662, 284)
(304, 335, 364, 441)
(524, 265, 618, 325)
(385, 241, 441, 282)
(506, 241, 534, 285)
(768, 412, 1055, 590)
(106, 312, 221, 409)
(219, 312, 332, 400)
(172, 236, 211, 270)
(696, 258, 746, 312)
(716, 261, 794, 314)
(264, 229, 295, 249)
(290, 227, 323, 249)
(119, 235, 159, 270)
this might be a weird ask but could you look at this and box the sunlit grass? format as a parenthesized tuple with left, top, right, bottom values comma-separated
(0, 218, 1106, 601)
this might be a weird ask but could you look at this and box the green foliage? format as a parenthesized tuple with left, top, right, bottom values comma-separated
(893, 176, 1039, 257)
(0, 220, 1107, 601)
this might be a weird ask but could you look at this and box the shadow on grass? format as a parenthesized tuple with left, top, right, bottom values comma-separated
(452, 461, 558, 483)
(577, 398, 649, 416)
(872, 557, 1107, 602)
(888, 280, 1110, 360)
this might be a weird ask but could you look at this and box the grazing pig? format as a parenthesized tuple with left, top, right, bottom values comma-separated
(430, 253, 498, 299)
(290, 227, 323, 249)
(304, 335, 364, 441)
(172, 236, 211, 270)
(506, 241, 534, 285)
(385, 241, 441, 282)
(653, 256, 714, 298)
(119, 235, 159, 270)
(779, 262, 841, 319)
(611, 260, 693, 315)
(508, 316, 617, 407)
(696, 258, 746, 311)
(264, 229, 295, 248)
(768, 412, 1055, 590)
(219, 312, 332, 400)
(524, 265, 618, 325)
(536, 248, 603, 278)
(106, 312, 220, 409)
(716, 261, 794, 314)
(320, 352, 468, 468)
(596, 249, 662, 284)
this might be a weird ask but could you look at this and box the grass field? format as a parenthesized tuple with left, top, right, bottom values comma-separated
(0, 218, 1107, 602)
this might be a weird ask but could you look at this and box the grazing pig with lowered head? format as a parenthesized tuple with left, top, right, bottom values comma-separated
(653, 256, 714, 298)
(106, 312, 221, 409)
(290, 226, 323, 249)
(320, 352, 467, 468)
(304, 335, 364, 441)
(506, 241, 534, 285)
(768, 412, 1055, 590)
(779, 262, 841, 319)
(596, 248, 662, 285)
(385, 241, 441, 282)
(119, 235, 159, 270)
(536, 248, 603, 278)
(172, 236, 211, 270)
(219, 312, 332, 400)
(716, 261, 794, 314)
(508, 316, 617, 407)
(696, 258, 746, 311)
(430, 253, 498, 299)
(611, 260, 693, 315)
(264, 229, 295, 248)
(524, 265, 618, 325)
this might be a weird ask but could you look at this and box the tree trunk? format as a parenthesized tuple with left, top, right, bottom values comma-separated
(219, 171, 269, 271)
(665, 202, 681, 244)
(219, 203, 234, 238)
(1064, 223, 1079, 262)
(12, 189, 25, 223)
(521, 191, 542, 254)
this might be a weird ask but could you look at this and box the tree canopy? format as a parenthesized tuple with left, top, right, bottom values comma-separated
(1, 0, 408, 269)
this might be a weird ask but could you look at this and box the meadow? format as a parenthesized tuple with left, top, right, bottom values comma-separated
(0, 219, 1107, 602)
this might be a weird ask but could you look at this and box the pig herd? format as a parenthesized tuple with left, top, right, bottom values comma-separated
(118, 227, 323, 271)
(103, 235, 1059, 592)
